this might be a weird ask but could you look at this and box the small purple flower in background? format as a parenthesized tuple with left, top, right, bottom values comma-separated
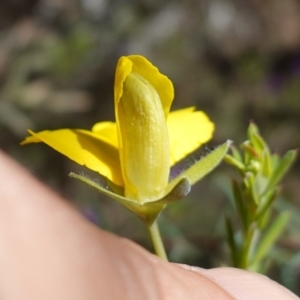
(83, 207, 102, 226)
(267, 74, 285, 92)
(266, 50, 300, 93)
(292, 54, 300, 77)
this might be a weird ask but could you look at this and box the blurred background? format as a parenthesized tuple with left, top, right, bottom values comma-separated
(0, 0, 300, 294)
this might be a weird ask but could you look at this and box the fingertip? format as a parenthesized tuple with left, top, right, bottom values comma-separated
(193, 267, 299, 300)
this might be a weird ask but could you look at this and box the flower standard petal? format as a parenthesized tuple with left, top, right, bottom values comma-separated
(114, 57, 133, 116)
(114, 56, 132, 175)
(127, 55, 174, 118)
(21, 129, 123, 186)
(167, 107, 215, 165)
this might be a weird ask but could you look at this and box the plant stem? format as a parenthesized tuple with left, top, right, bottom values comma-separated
(146, 219, 168, 261)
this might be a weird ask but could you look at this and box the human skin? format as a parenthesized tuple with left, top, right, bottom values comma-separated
(0, 150, 298, 300)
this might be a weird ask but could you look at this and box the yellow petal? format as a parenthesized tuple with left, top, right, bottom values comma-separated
(114, 56, 132, 117)
(127, 55, 174, 118)
(117, 72, 170, 202)
(21, 129, 123, 186)
(167, 107, 215, 165)
(91, 121, 118, 148)
(114, 56, 174, 120)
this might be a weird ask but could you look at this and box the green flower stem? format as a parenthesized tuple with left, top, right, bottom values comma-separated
(237, 223, 263, 270)
(146, 219, 168, 261)
(239, 226, 256, 269)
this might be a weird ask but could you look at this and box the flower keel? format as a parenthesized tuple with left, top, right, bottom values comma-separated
(118, 72, 170, 202)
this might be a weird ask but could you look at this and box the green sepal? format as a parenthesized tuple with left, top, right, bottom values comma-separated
(69, 172, 151, 216)
(160, 177, 191, 203)
(166, 140, 232, 194)
(69, 172, 190, 224)
(252, 211, 290, 267)
(263, 149, 297, 195)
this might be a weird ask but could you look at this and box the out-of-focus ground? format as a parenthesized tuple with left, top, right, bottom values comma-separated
(0, 0, 300, 294)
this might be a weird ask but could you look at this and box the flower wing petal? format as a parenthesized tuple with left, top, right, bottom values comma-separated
(114, 56, 133, 154)
(21, 129, 123, 186)
(167, 107, 215, 165)
(127, 55, 174, 118)
(114, 56, 132, 109)
(91, 121, 118, 148)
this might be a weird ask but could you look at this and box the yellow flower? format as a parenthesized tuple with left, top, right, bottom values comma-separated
(22, 55, 214, 203)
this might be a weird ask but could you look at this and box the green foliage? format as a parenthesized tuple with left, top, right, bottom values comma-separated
(49, 25, 95, 79)
(224, 122, 297, 272)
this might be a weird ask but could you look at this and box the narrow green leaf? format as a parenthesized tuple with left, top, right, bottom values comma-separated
(244, 172, 261, 206)
(261, 148, 273, 177)
(251, 133, 269, 156)
(243, 172, 260, 206)
(254, 188, 278, 223)
(263, 150, 297, 194)
(225, 217, 238, 267)
(247, 122, 260, 140)
(257, 206, 271, 229)
(165, 140, 232, 194)
(231, 145, 243, 162)
(69, 172, 139, 206)
(252, 211, 290, 265)
(239, 224, 257, 269)
(224, 154, 245, 171)
(250, 175, 260, 206)
(253, 172, 269, 197)
(271, 153, 279, 168)
(232, 180, 248, 232)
